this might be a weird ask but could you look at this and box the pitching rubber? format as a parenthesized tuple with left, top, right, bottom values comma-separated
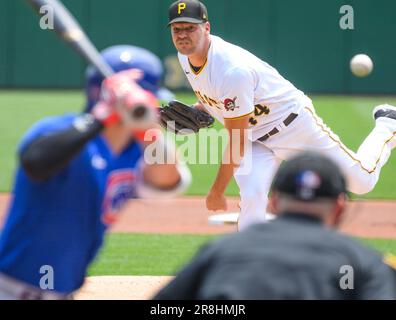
(208, 212, 276, 225)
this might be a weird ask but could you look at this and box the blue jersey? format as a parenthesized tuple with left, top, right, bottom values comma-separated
(0, 114, 143, 293)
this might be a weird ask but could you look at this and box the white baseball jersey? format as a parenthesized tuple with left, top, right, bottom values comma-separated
(178, 35, 310, 140)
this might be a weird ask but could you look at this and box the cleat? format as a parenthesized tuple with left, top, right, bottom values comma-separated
(373, 104, 396, 121)
(373, 104, 396, 149)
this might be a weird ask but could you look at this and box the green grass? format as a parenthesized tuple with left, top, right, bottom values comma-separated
(88, 233, 217, 276)
(1, 91, 396, 198)
(88, 233, 396, 276)
(360, 238, 396, 256)
(0, 90, 83, 191)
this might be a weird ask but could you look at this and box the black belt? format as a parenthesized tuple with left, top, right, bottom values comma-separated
(257, 113, 298, 142)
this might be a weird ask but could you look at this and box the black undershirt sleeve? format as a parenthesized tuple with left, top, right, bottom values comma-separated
(20, 114, 104, 182)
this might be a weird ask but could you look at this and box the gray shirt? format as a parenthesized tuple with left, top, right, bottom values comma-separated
(154, 213, 396, 300)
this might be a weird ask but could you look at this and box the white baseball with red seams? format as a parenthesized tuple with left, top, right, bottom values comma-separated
(178, 35, 396, 231)
(350, 54, 374, 78)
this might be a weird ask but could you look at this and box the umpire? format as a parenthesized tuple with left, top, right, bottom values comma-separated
(154, 152, 396, 299)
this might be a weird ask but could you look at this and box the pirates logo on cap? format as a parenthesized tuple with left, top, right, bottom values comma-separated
(178, 3, 186, 14)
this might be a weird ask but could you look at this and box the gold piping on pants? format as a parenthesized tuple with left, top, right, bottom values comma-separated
(305, 107, 396, 174)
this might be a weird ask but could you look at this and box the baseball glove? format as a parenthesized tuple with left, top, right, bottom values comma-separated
(159, 100, 215, 134)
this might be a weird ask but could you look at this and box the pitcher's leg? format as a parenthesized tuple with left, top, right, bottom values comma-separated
(234, 143, 280, 231)
(292, 104, 396, 195)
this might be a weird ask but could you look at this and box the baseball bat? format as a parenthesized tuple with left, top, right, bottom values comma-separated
(26, 0, 114, 78)
(25, 0, 157, 125)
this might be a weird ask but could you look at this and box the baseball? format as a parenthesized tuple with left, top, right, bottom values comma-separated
(350, 54, 373, 77)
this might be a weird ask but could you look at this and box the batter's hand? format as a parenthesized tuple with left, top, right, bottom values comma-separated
(99, 69, 159, 129)
(206, 190, 227, 211)
(92, 97, 130, 127)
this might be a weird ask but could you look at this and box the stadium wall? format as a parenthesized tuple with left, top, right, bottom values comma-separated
(1, 0, 395, 94)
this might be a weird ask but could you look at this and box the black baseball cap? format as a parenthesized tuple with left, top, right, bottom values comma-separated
(271, 152, 347, 201)
(168, 0, 208, 26)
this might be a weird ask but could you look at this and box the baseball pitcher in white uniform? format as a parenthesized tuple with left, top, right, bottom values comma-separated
(165, 0, 396, 230)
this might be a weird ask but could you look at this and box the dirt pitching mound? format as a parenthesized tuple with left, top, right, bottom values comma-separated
(74, 276, 173, 300)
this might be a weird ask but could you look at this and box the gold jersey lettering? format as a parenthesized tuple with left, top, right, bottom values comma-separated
(249, 104, 270, 126)
(254, 104, 270, 116)
(194, 91, 220, 108)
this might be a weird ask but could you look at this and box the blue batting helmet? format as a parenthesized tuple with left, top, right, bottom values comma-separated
(85, 45, 174, 112)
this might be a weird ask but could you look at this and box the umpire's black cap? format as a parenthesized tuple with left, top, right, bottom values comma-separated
(271, 152, 347, 201)
(168, 0, 208, 26)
